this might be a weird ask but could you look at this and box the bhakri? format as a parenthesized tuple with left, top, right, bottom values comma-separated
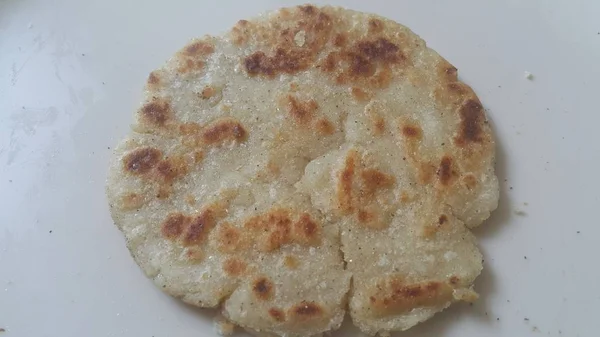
(106, 4, 499, 336)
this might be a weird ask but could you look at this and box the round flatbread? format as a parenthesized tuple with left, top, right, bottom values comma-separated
(106, 5, 499, 336)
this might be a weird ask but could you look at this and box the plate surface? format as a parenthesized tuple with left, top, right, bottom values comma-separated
(1, 0, 599, 336)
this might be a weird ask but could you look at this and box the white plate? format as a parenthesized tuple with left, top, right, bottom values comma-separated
(1, 0, 599, 336)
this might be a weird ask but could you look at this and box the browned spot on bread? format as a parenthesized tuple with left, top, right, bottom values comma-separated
(185, 194, 196, 206)
(368, 278, 454, 316)
(223, 258, 246, 276)
(231, 20, 251, 45)
(177, 58, 204, 74)
(322, 37, 405, 88)
(462, 174, 478, 190)
(120, 192, 145, 210)
(216, 224, 244, 253)
(357, 209, 376, 223)
(202, 118, 247, 145)
(200, 86, 216, 99)
(123, 147, 162, 174)
(333, 33, 347, 47)
(183, 40, 215, 57)
(147, 71, 160, 88)
(161, 213, 188, 240)
(269, 308, 286, 322)
(292, 213, 321, 245)
(286, 95, 318, 125)
(438, 59, 458, 82)
(449, 276, 460, 285)
(337, 150, 357, 214)
(140, 98, 171, 127)
(193, 151, 204, 164)
(401, 124, 423, 140)
(372, 114, 386, 134)
(156, 156, 188, 182)
(289, 301, 323, 320)
(182, 209, 217, 246)
(438, 215, 448, 225)
(350, 87, 372, 102)
(284, 255, 299, 269)
(185, 248, 204, 262)
(315, 118, 335, 135)
(368, 18, 384, 34)
(423, 214, 451, 237)
(360, 169, 396, 195)
(418, 162, 436, 185)
(252, 277, 274, 300)
(437, 156, 458, 186)
(179, 122, 202, 135)
(455, 99, 485, 146)
(299, 4, 316, 14)
(245, 209, 292, 252)
(243, 6, 333, 77)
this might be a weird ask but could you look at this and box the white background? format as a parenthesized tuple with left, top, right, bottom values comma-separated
(1, 0, 599, 336)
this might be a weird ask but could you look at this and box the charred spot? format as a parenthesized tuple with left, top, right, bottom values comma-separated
(368, 19, 385, 33)
(123, 147, 162, 174)
(291, 301, 323, 319)
(401, 125, 423, 139)
(202, 118, 248, 145)
(455, 99, 485, 145)
(438, 215, 448, 225)
(356, 38, 401, 63)
(183, 41, 215, 57)
(182, 210, 216, 246)
(315, 118, 335, 135)
(286, 95, 318, 125)
(223, 258, 246, 276)
(269, 308, 286, 322)
(161, 213, 188, 240)
(293, 213, 321, 245)
(252, 277, 274, 300)
(140, 99, 171, 127)
(437, 156, 458, 186)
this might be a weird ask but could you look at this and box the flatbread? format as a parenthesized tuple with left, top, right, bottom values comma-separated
(106, 5, 499, 336)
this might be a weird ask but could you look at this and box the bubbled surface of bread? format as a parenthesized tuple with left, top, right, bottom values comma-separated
(106, 4, 499, 336)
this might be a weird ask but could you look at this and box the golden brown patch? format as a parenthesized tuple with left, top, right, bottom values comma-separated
(231, 19, 252, 45)
(368, 278, 454, 316)
(156, 156, 188, 182)
(243, 6, 333, 77)
(120, 192, 145, 210)
(455, 99, 485, 146)
(360, 169, 396, 196)
(179, 122, 202, 135)
(401, 125, 423, 140)
(350, 87, 372, 102)
(284, 255, 299, 269)
(315, 118, 335, 135)
(223, 258, 246, 276)
(337, 150, 357, 214)
(289, 301, 323, 320)
(182, 209, 217, 246)
(437, 156, 458, 186)
(123, 147, 162, 175)
(183, 40, 215, 57)
(286, 95, 319, 125)
(269, 308, 286, 322)
(462, 174, 478, 190)
(161, 213, 188, 240)
(216, 224, 244, 253)
(368, 18, 384, 34)
(200, 86, 216, 99)
(417, 163, 436, 185)
(372, 115, 386, 134)
(322, 37, 406, 89)
(357, 209, 376, 223)
(202, 118, 248, 145)
(147, 71, 160, 88)
(252, 277, 274, 300)
(292, 213, 321, 245)
(177, 58, 205, 74)
(245, 209, 292, 252)
(140, 98, 171, 127)
(333, 33, 347, 47)
(192, 151, 204, 164)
